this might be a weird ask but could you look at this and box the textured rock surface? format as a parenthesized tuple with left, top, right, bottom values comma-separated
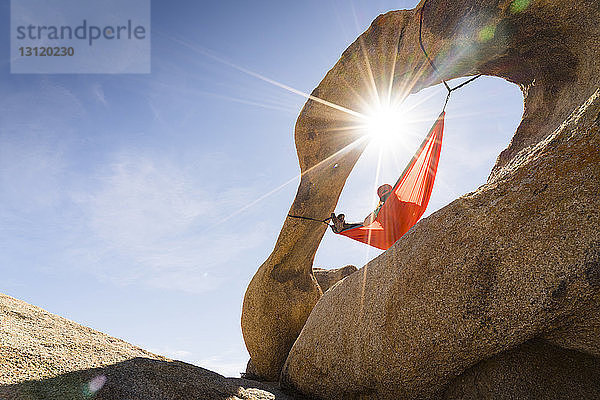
(243, 266, 355, 380)
(313, 265, 357, 292)
(442, 340, 600, 400)
(0, 293, 300, 400)
(284, 83, 600, 400)
(279, 0, 600, 396)
(240, 0, 600, 396)
(241, 263, 356, 380)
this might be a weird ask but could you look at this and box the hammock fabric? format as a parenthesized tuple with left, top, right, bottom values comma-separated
(337, 112, 445, 250)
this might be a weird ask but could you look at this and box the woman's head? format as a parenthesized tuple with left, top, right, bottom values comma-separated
(377, 184, 393, 201)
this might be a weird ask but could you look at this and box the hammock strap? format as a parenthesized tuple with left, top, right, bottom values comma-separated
(287, 214, 332, 226)
(419, 0, 482, 110)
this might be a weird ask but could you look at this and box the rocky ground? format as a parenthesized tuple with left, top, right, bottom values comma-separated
(0, 293, 303, 400)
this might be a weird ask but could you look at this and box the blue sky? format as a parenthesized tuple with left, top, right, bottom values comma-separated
(0, 0, 523, 376)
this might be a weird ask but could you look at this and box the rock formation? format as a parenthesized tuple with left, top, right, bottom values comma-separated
(284, 93, 600, 395)
(242, 0, 600, 397)
(0, 293, 300, 400)
(313, 265, 357, 292)
(442, 340, 600, 399)
(241, 262, 357, 381)
(242, 265, 357, 380)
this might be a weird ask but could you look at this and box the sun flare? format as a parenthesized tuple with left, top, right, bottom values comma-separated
(364, 105, 409, 146)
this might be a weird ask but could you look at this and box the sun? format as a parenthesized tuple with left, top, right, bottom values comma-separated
(364, 105, 408, 146)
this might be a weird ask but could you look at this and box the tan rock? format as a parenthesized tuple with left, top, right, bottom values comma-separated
(442, 340, 600, 400)
(242, 266, 355, 380)
(235, 0, 600, 395)
(279, 0, 600, 397)
(241, 8, 415, 381)
(0, 293, 299, 400)
(241, 257, 322, 381)
(313, 265, 358, 292)
(284, 91, 600, 400)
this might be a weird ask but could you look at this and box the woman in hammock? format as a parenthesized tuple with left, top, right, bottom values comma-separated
(331, 184, 393, 233)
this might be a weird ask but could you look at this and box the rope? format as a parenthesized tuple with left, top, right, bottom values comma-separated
(418, 0, 482, 111)
(419, 1, 451, 93)
(287, 214, 332, 226)
(450, 74, 482, 91)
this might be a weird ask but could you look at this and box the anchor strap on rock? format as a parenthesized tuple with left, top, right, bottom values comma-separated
(419, 0, 482, 110)
(287, 214, 332, 227)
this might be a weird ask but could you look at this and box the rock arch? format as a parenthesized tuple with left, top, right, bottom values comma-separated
(242, 1, 600, 394)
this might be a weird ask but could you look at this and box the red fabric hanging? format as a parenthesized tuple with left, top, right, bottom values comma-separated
(337, 112, 445, 250)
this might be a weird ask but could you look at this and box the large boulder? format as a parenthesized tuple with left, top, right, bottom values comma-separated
(0, 293, 300, 400)
(241, 0, 600, 396)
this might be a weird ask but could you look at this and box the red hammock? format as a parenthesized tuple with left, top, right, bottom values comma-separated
(337, 112, 445, 250)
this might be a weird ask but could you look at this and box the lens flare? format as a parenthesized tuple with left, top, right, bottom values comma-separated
(83, 375, 107, 397)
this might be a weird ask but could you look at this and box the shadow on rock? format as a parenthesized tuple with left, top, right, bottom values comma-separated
(443, 339, 600, 400)
(0, 357, 307, 400)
